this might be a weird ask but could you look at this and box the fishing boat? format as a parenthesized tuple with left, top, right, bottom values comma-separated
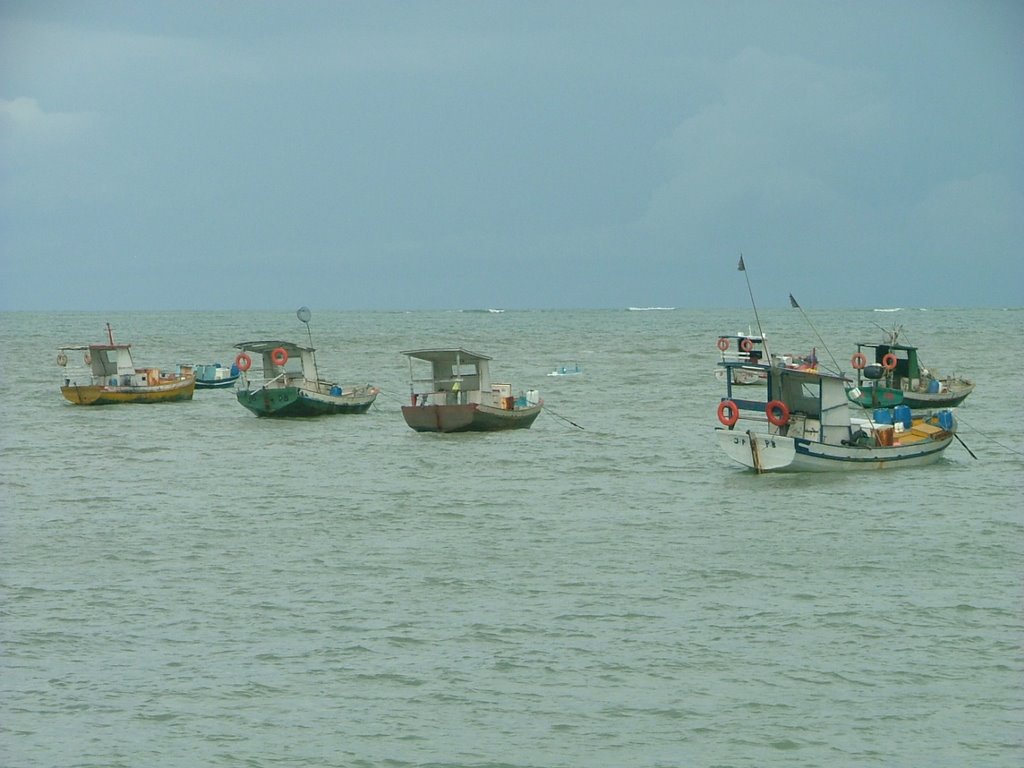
(192, 362, 240, 389)
(848, 328, 975, 411)
(401, 348, 543, 432)
(58, 324, 195, 405)
(715, 355, 957, 473)
(233, 307, 379, 417)
(547, 362, 582, 377)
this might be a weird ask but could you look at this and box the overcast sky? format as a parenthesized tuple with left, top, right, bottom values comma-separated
(2, 1, 1021, 311)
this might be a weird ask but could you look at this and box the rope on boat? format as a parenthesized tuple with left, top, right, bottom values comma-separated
(543, 406, 585, 430)
(955, 415, 1022, 458)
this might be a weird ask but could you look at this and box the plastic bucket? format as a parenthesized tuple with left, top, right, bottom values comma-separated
(938, 410, 954, 430)
(873, 408, 893, 425)
(894, 405, 912, 427)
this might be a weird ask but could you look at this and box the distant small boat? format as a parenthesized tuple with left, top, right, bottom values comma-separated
(401, 348, 542, 433)
(848, 328, 975, 411)
(193, 362, 240, 389)
(547, 362, 582, 377)
(58, 324, 195, 405)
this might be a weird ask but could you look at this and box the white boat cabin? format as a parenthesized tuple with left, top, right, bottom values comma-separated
(403, 348, 520, 407)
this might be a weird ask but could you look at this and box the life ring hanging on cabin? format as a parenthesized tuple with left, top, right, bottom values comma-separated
(235, 352, 252, 372)
(717, 337, 730, 352)
(881, 352, 898, 371)
(271, 347, 289, 366)
(83, 351, 92, 365)
(851, 352, 867, 370)
(56, 352, 68, 367)
(740, 337, 754, 352)
(717, 399, 739, 428)
(766, 399, 790, 426)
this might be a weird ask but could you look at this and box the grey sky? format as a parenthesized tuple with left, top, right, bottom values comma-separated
(2, 1, 1021, 310)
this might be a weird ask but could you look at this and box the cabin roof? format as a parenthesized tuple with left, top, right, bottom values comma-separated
(401, 348, 492, 364)
(856, 341, 917, 352)
(59, 344, 132, 352)
(234, 340, 313, 354)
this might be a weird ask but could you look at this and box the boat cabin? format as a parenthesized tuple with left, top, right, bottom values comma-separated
(403, 348, 505, 406)
(59, 343, 153, 386)
(234, 340, 317, 380)
(854, 340, 923, 389)
(721, 360, 853, 444)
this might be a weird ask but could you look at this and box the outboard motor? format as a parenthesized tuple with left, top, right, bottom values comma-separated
(863, 363, 885, 380)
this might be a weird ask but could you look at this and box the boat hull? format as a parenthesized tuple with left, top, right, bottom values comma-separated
(850, 383, 974, 411)
(236, 385, 378, 417)
(401, 403, 542, 433)
(195, 376, 239, 389)
(60, 378, 195, 405)
(715, 428, 954, 472)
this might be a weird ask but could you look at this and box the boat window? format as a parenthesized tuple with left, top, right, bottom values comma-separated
(452, 363, 477, 377)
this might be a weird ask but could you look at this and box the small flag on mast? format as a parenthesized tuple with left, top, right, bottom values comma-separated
(737, 255, 745, 271)
(789, 293, 800, 308)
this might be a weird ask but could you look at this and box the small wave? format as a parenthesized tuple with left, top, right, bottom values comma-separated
(628, 306, 675, 311)
(873, 307, 903, 312)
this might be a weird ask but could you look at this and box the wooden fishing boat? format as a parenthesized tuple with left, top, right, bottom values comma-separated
(848, 329, 975, 411)
(715, 356, 957, 473)
(401, 348, 542, 432)
(58, 324, 195, 405)
(234, 309, 378, 418)
(193, 362, 240, 389)
(233, 340, 378, 417)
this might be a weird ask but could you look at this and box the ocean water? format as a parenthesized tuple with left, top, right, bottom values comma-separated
(2, 307, 1022, 768)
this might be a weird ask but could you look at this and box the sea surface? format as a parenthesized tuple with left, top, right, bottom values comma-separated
(2, 307, 1022, 768)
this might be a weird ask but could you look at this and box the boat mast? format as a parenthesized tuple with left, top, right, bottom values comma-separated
(106, 322, 115, 345)
(296, 307, 320, 389)
(737, 254, 772, 364)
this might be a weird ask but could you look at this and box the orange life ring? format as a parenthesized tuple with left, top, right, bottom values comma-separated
(766, 399, 790, 426)
(851, 352, 867, 370)
(882, 352, 898, 371)
(235, 352, 252, 372)
(717, 399, 739, 427)
(740, 337, 754, 352)
(271, 347, 289, 366)
(717, 337, 729, 352)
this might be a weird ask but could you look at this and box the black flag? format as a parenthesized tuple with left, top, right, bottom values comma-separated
(789, 293, 800, 308)
(737, 255, 746, 271)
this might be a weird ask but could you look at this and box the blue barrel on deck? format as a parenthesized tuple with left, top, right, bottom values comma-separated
(894, 404, 912, 428)
(928, 379, 940, 393)
(873, 408, 893, 425)
(330, 385, 342, 396)
(938, 410, 954, 430)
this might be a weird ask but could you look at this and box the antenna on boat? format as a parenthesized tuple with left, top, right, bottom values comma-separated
(788, 293, 842, 375)
(106, 322, 115, 345)
(737, 254, 773, 363)
(296, 306, 320, 385)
